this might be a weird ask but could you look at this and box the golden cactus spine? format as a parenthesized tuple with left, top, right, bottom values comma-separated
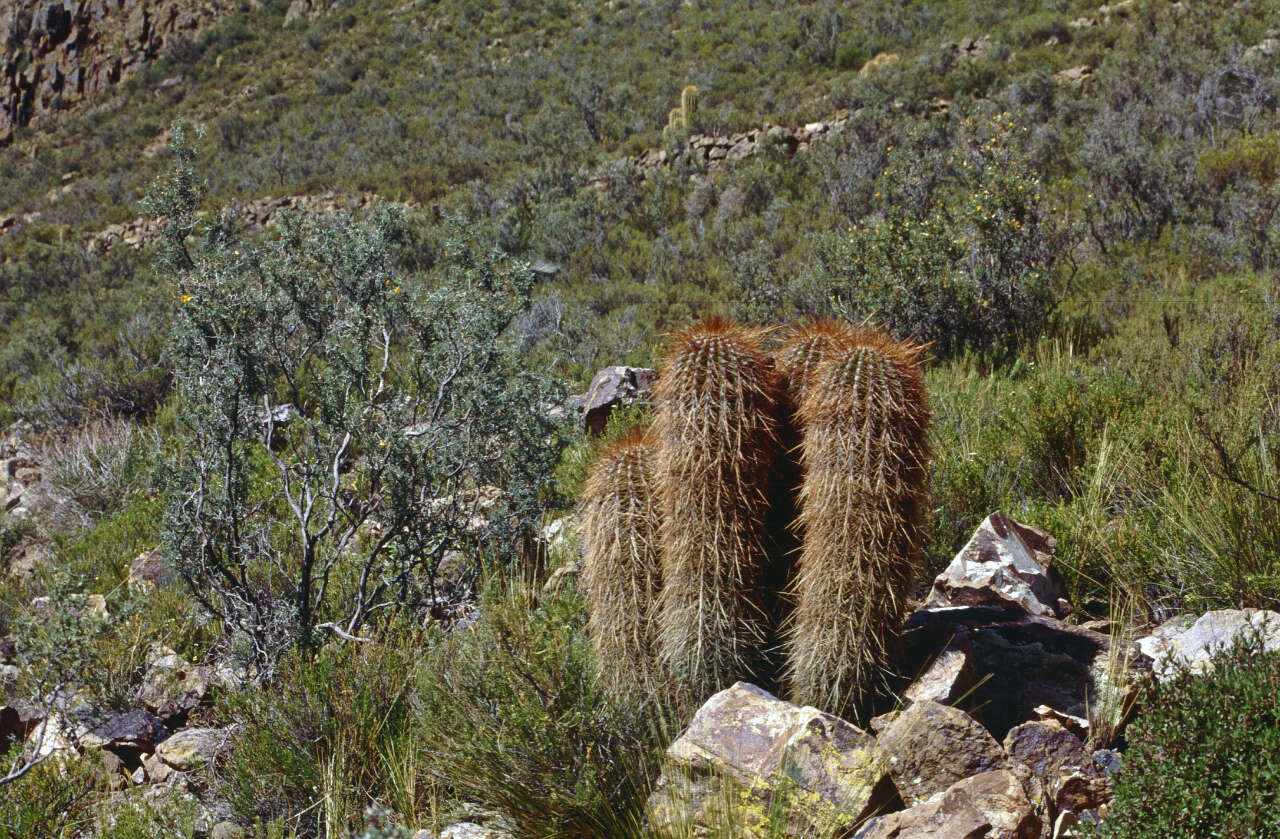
(773, 319, 864, 408)
(784, 331, 930, 719)
(653, 317, 780, 705)
(580, 429, 663, 700)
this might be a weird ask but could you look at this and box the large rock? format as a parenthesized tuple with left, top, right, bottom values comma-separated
(901, 607, 1146, 740)
(573, 366, 657, 434)
(646, 683, 897, 837)
(876, 701, 1008, 806)
(1003, 721, 1111, 821)
(854, 770, 1042, 839)
(1137, 609, 1280, 681)
(924, 512, 1067, 617)
(81, 709, 168, 754)
(154, 726, 229, 771)
(137, 644, 211, 721)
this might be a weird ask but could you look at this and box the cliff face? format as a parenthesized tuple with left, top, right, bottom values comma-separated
(0, 0, 235, 143)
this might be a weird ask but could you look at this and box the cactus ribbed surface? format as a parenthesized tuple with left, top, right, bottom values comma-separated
(774, 319, 863, 406)
(580, 428, 663, 700)
(653, 317, 781, 705)
(681, 84, 698, 125)
(784, 331, 931, 719)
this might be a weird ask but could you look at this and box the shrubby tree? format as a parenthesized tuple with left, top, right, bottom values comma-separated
(148, 126, 566, 672)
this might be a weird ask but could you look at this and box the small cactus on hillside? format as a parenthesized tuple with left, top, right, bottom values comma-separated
(580, 428, 663, 700)
(681, 84, 699, 126)
(666, 107, 686, 134)
(784, 331, 930, 719)
(652, 317, 781, 705)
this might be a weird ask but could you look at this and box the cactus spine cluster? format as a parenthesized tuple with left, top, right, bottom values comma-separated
(580, 429, 663, 700)
(652, 318, 780, 703)
(784, 333, 930, 717)
(578, 317, 929, 719)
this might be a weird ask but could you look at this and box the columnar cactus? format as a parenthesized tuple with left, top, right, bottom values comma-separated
(784, 331, 931, 718)
(681, 84, 699, 127)
(773, 319, 863, 407)
(666, 107, 686, 133)
(652, 317, 781, 705)
(580, 428, 663, 700)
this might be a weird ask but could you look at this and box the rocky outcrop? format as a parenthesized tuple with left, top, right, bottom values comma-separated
(875, 701, 1009, 806)
(0, 0, 241, 144)
(571, 365, 657, 435)
(646, 682, 897, 838)
(854, 770, 1042, 839)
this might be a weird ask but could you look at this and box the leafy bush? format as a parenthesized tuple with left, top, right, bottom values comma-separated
(152, 126, 567, 672)
(1094, 637, 1280, 839)
(813, 113, 1066, 360)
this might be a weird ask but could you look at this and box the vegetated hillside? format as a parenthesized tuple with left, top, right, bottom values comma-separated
(0, 0, 1278, 835)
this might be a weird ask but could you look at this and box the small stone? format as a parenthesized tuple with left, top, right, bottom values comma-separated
(129, 549, 175, 590)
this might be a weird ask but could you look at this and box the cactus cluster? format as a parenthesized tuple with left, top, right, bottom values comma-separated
(580, 317, 931, 719)
(665, 84, 699, 135)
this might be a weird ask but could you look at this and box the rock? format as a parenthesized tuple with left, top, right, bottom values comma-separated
(437, 824, 514, 839)
(646, 683, 896, 837)
(84, 593, 109, 620)
(540, 561, 579, 596)
(1245, 37, 1280, 62)
(1003, 721, 1111, 818)
(876, 700, 1008, 806)
(82, 709, 167, 753)
(1137, 609, 1280, 681)
(924, 512, 1066, 617)
(1032, 705, 1088, 741)
(903, 633, 978, 709)
(154, 727, 229, 771)
(902, 606, 1147, 740)
(573, 366, 657, 434)
(128, 549, 175, 590)
(855, 770, 1042, 839)
(1052, 66, 1093, 86)
(8, 542, 52, 580)
(210, 822, 246, 839)
(0, 700, 45, 748)
(137, 644, 211, 721)
(142, 751, 174, 783)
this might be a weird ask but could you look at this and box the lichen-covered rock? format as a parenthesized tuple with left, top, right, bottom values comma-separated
(154, 727, 229, 771)
(646, 683, 896, 838)
(876, 700, 1009, 805)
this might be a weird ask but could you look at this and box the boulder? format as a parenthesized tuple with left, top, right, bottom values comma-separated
(646, 683, 897, 838)
(82, 709, 167, 754)
(573, 366, 657, 434)
(0, 699, 46, 747)
(901, 607, 1146, 740)
(137, 645, 211, 721)
(154, 727, 229, 771)
(876, 700, 1008, 806)
(924, 512, 1067, 617)
(1137, 609, 1280, 681)
(854, 770, 1042, 839)
(1003, 721, 1111, 818)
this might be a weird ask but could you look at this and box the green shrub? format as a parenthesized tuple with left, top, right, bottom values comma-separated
(814, 112, 1066, 361)
(1094, 637, 1280, 839)
(151, 126, 567, 672)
